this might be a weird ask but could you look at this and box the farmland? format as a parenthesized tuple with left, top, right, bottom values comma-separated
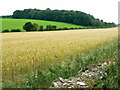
(1, 19, 86, 31)
(2, 28, 118, 88)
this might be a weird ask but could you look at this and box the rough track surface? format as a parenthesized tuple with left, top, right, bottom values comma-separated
(49, 61, 115, 88)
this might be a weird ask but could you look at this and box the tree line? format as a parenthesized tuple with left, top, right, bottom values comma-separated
(23, 22, 58, 31)
(12, 8, 116, 28)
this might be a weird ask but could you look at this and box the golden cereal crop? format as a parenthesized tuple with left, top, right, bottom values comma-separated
(2, 28, 118, 81)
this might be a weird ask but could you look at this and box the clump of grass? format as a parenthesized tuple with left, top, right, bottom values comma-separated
(95, 62, 119, 88)
(2, 29, 10, 33)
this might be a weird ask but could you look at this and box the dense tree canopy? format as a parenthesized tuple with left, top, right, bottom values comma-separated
(23, 22, 35, 31)
(12, 8, 116, 27)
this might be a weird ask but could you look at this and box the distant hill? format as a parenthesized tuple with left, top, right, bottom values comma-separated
(10, 8, 116, 28)
(1, 18, 86, 31)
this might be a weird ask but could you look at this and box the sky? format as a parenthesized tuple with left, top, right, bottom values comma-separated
(1, 0, 119, 24)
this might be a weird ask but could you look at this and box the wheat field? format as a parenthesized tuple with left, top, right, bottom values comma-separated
(2, 28, 118, 83)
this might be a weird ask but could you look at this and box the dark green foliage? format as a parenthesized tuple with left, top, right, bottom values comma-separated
(57, 27, 84, 30)
(2, 29, 10, 33)
(2, 29, 22, 32)
(46, 25, 52, 30)
(57, 28, 63, 30)
(62, 27, 68, 30)
(11, 29, 21, 32)
(23, 22, 39, 31)
(69, 28, 74, 29)
(52, 25, 57, 30)
(23, 22, 34, 31)
(2, 15, 12, 18)
(38, 25, 44, 31)
(12, 8, 116, 28)
(33, 23, 39, 31)
(46, 25, 57, 30)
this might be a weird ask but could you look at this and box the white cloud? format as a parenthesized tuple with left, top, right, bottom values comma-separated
(0, 0, 119, 24)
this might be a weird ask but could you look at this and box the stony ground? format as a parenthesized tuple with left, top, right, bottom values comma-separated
(49, 61, 115, 88)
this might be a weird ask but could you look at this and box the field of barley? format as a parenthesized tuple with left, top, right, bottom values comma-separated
(2, 27, 118, 88)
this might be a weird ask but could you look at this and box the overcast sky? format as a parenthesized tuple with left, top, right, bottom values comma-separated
(1, 0, 119, 24)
